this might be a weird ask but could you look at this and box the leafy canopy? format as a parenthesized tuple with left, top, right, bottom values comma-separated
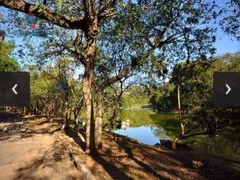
(0, 40, 20, 72)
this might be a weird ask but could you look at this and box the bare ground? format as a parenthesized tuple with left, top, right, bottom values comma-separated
(94, 132, 240, 180)
(0, 113, 84, 180)
(1, 112, 240, 180)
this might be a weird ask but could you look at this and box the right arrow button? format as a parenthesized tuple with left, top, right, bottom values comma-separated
(214, 72, 240, 107)
(225, 84, 231, 95)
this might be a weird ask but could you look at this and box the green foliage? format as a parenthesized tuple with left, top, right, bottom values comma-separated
(220, 0, 240, 40)
(58, 0, 63, 9)
(0, 40, 20, 72)
(154, 83, 176, 111)
(157, 52, 240, 138)
(28, 57, 83, 117)
(28, 64, 55, 113)
(122, 86, 150, 108)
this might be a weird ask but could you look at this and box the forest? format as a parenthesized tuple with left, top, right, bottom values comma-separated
(0, 0, 240, 179)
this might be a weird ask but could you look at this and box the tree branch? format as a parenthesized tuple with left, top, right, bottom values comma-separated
(99, 57, 138, 90)
(0, 0, 86, 29)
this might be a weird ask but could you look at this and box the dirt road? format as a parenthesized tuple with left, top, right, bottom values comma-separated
(0, 113, 83, 180)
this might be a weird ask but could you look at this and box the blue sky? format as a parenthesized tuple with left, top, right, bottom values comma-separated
(214, 31, 239, 55)
(1, 0, 239, 63)
(9, 28, 240, 55)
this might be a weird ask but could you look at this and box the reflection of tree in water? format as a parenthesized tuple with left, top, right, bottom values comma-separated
(121, 120, 130, 130)
(149, 113, 179, 140)
(120, 110, 179, 140)
(152, 126, 170, 140)
(119, 109, 240, 161)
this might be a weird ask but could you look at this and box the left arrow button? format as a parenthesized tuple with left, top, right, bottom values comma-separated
(12, 84, 18, 95)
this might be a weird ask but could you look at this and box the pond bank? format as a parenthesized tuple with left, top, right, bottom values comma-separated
(116, 109, 240, 162)
(1, 113, 239, 180)
(98, 131, 240, 180)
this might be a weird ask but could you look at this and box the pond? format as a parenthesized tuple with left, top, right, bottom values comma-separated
(113, 109, 240, 162)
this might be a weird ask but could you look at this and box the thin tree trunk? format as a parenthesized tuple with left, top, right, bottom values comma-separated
(177, 85, 185, 135)
(173, 131, 212, 149)
(64, 101, 69, 130)
(95, 89, 103, 149)
(108, 99, 118, 132)
(172, 137, 179, 149)
(172, 85, 184, 149)
(177, 85, 182, 121)
(74, 112, 79, 133)
(23, 107, 26, 114)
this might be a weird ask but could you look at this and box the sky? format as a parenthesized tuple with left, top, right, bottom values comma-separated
(0, 0, 239, 67)
(214, 30, 240, 55)
(8, 28, 240, 55)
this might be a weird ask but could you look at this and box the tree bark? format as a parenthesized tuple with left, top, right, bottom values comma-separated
(108, 99, 119, 132)
(0, 0, 85, 29)
(83, 60, 95, 153)
(172, 131, 212, 149)
(95, 89, 103, 149)
(83, 15, 98, 152)
(177, 85, 182, 120)
(63, 101, 69, 130)
(177, 85, 185, 135)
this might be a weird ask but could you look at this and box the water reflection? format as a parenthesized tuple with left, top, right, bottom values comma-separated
(114, 110, 177, 145)
(113, 109, 240, 162)
(115, 126, 161, 145)
(121, 120, 130, 130)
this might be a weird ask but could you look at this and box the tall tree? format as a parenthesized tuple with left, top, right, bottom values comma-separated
(0, 0, 217, 152)
(160, 53, 240, 147)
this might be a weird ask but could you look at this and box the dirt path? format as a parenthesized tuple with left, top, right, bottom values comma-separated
(0, 113, 83, 180)
(1, 112, 239, 180)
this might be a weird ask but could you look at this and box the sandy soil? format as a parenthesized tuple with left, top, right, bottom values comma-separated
(95, 132, 240, 180)
(0, 113, 83, 180)
(1, 112, 240, 180)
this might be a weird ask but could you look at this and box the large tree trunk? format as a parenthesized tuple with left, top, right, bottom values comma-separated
(83, 60, 95, 153)
(83, 16, 98, 153)
(95, 89, 103, 149)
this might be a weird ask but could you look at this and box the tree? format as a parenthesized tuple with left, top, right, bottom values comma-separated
(0, 0, 121, 152)
(41, 58, 84, 129)
(1, 0, 217, 153)
(27, 64, 55, 115)
(0, 39, 20, 72)
(28, 58, 84, 125)
(219, 0, 240, 40)
(160, 53, 240, 147)
(170, 58, 213, 148)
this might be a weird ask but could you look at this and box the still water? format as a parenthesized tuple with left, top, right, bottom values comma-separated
(114, 109, 240, 162)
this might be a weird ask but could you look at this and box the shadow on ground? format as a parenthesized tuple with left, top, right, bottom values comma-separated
(11, 136, 82, 180)
(0, 112, 23, 123)
(2, 112, 239, 180)
(0, 114, 83, 180)
(0, 113, 63, 141)
(91, 132, 240, 180)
